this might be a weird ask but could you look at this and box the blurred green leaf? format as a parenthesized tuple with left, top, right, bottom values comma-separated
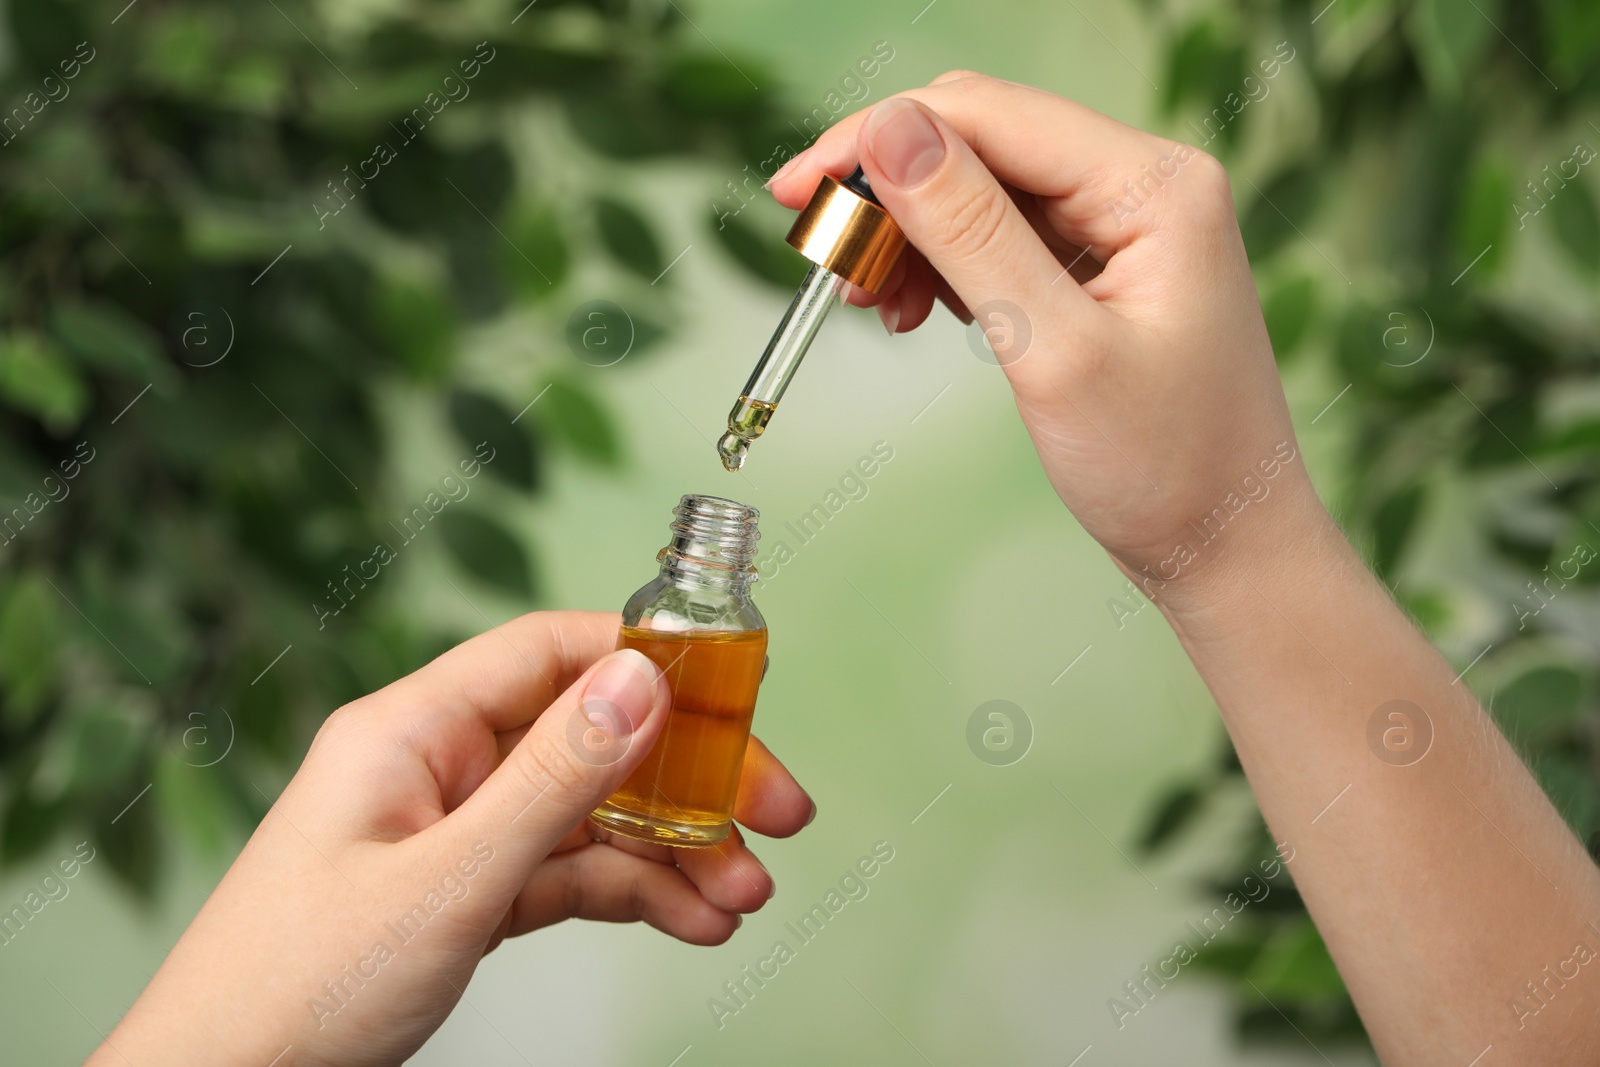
(72, 575, 191, 688)
(1536, 754, 1600, 841)
(1549, 180, 1600, 274)
(1454, 158, 1511, 276)
(1245, 918, 1346, 1000)
(1370, 483, 1426, 581)
(1137, 782, 1206, 853)
(628, 314, 669, 356)
(475, 42, 616, 96)
(1240, 166, 1320, 263)
(373, 278, 455, 381)
(595, 196, 665, 281)
(663, 55, 764, 116)
(186, 205, 306, 261)
(1262, 273, 1318, 362)
(540, 378, 621, 467)
(564, 92, 684, 159)
(1163, 21, 1223, 115)
(1462, 392, 1538, 469)
(1539, 417, 1600, 456)
(217, 55, 288, 115)
(1493, 666, 1584, 747)
(1406, 0, 1498, 96)
(1489, 526, 1552, 571)
(0, 332, 88, 432)
(1161, 21, 1247, 152)
(140, 10, 222, 95)
(93, 775, 161, 898)
(67, 703, 144, 791)
(49, 300, 171, 383)
(7, 0, 86, 79)
(448, 389, 540, 491)
(1, 777, 66, 866)
(709, 207, 808, 290)
(1542, 0, 1600, 80)
(154, 753, 231, 858)
(1189, 934, 1267, 977)
(0, 574, 59, 730)
(504, 201, 570, 299)
(1396, 587, 1453, 635)
(438, 509, 536, 599)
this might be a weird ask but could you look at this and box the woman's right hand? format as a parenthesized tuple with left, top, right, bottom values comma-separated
(776, 75, 1600, 1067)
(769, 72, 1327, 608)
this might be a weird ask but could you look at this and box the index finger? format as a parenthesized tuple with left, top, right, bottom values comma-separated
(368, 609, 621, 732)
(769, 71, 1180, 254)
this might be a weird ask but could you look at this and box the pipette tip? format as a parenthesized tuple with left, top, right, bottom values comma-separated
(716, 431, 749, 472)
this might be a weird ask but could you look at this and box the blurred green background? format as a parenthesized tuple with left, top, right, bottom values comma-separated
(3, 0, 1598, 1063)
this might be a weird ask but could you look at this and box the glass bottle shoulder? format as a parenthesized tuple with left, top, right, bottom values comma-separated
(621, 573, 765, 634)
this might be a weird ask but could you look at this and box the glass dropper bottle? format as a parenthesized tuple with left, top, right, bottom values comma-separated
(715, 166, 907, 471)
(589, 494, 765, 847)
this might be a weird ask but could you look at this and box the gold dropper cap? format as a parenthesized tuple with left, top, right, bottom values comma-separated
(784, 173, 907, 293)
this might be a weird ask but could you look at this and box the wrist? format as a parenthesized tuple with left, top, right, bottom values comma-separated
(1126, 470, 1353, 629)
(90, 972, 324, 1067)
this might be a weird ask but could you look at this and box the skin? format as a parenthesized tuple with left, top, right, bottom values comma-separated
(92, 72, 1600, 1066)
(89, 611, 811, 1067)
(767, 73, 1600, 1064)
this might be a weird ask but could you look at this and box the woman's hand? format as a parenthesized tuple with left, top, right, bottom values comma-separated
(770, 74, 1600, 1066)
(89, 610, 811, 1067)
(770, 72, 1325, 609)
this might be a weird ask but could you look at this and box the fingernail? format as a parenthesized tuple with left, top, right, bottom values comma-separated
(583, 649, 661, 737)
(804, 800, 818, 827)
(764, 152, 805, 189)
(751, 854, 776, 899)
(735, 914, 744, 929)
(878, 299, 900, 336)
(864, 99, 945, 188)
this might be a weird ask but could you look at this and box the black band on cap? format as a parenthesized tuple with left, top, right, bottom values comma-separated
(840, 165, 881, 206)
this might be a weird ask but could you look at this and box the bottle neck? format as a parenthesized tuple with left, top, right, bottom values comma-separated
(656, 495, 760, 595)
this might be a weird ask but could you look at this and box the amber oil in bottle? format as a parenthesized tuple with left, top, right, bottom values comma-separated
(590, 495, 766, 847)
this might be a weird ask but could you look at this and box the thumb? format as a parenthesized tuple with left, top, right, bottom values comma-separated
(856, 97, 1092, 369)
(440, 647, 670, 872)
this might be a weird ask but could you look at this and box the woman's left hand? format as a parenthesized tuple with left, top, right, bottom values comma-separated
(89, 610, 811, 1067)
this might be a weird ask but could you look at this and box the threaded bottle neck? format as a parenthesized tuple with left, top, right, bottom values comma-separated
(657, 494, 760, 591)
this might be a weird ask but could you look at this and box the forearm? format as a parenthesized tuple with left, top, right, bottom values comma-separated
(1158, 480, 1600, 1065)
